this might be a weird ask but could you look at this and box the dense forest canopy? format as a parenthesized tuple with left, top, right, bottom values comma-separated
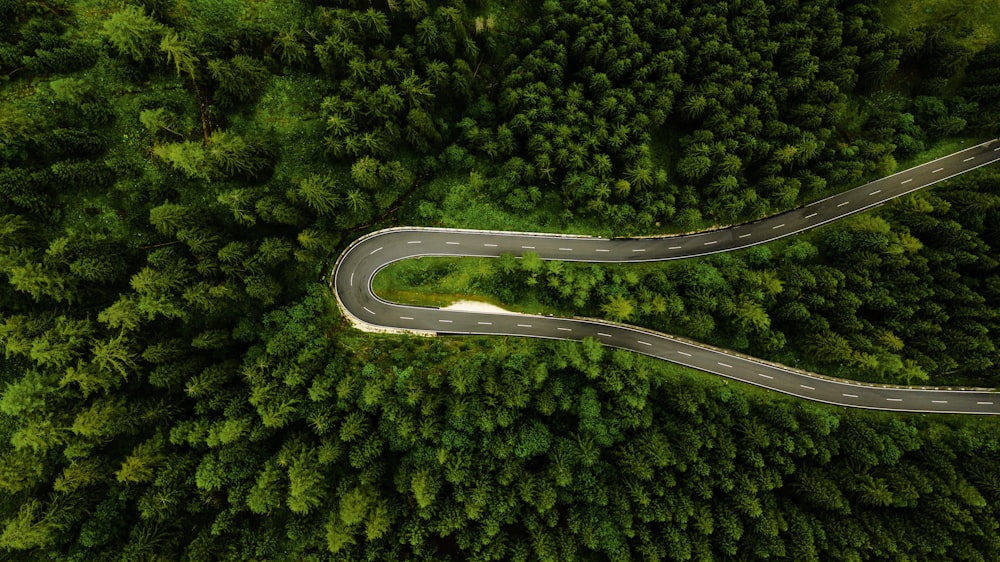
(2, 0, 1000, 559)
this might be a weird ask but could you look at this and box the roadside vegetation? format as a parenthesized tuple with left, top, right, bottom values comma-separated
(3, 0, 1000, 559)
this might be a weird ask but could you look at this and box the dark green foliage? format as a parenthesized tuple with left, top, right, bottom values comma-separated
(0, 0, 999, 560)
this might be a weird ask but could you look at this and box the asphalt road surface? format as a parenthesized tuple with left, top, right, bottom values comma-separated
(333, 139, 1000, 414)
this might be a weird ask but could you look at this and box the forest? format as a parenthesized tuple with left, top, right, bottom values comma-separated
(2, 0, 1000, 559)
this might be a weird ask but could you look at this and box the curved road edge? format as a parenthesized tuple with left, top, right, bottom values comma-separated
(331, 139, 1000, 414)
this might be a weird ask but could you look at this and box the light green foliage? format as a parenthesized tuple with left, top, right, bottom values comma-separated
(103, 6, 165, 62)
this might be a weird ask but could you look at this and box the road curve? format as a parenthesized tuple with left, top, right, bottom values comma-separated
(332, 139, 1000, 414)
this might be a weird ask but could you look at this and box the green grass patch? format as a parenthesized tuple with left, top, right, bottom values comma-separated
(372, 256, 558, 315)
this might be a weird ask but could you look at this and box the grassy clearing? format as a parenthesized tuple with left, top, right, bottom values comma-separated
(371, 256, 558, 314)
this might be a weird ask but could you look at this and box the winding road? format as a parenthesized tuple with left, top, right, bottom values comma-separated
(332, 140, 1000, 414)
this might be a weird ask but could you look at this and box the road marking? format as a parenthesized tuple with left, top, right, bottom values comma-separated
(932, 400, 948, 404)
(484, 243, 498, 247)
(758, 373, 773, 379)
(901, 178, 913, 184)
(399, 316, 413, 320)
(632, 248, 646, 252)
(597, 333, 612, 337)
(978, 401, 994, 405)
(350, 273, 354, 286)
(439, 319, 453, 323)
(638, 340, 652, 346)
(964, 156, 975, 162)
(370, 246, 383, 254)
(738, 233, 752, 238)
(886, 398, 902, 402)
(717, 362, 732, 368)
(995, 146, 1000, 151)
(703, 240, 718, 246)
(677, 351, 692, 357)
(559, 247, 573, 251)
(557, 327, 572, 331)
(932, 167, 944, 173)
(772, 223, 785, 229)
(446, 241, 460, 245)
(869, 190, 881, 196)
(800, 385, 815, 390)
(669, 246, 683, 249)
(363, 307, 376, 315)
(842, 393, 858, 398)
(596, 249, 610, 252)
(522, 245, 535, 249)
(477, 322, 492, 325)
(837, 201, 850, 207)
(517, 323, 533, 328)
(804, 213, 817, 219)
(408, 240, 421, 244)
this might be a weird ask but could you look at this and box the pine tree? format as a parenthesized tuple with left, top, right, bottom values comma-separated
(102, 6, 165, 62)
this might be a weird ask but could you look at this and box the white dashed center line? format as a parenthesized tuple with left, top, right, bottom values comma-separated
(557, 327, 572, 331)
(484, 243, 498, 247)
(738, 233, 752, 238)
(772, 223, 785, 229)
(717, 362, 732, 368)
(804, 213, 818, 219)
(964, 156, 975, 162)
(632, 248, 646, 252)
(978, 401, 994, 405)
(478, 322, 492, 325)
(932, 400, 948, 404)
(669, 246, 683, 249)
(350, 273, 354, 286)
(758, 373, 773, 379)
(370, 246, 383, 254)
(842, 393, 858, 398)
(703, 240, 718, 246)
(597, 333, 612, 337)
(837, 201, 850, 207)
(363, 307, 376, 314)
(400, 316, 414, 320)
(901, 179, 913, 184)
(517, 324, 533, 328)
(439, 319, 453, 323)
(408, 240, 421, 244)
(886, 398, 902, 402)
(521, 245, 535, 249)
(638, 340, 652, 346)
(869, 190, 881, 196)
(559, 248, 573, 251)
(446, 241, 460, 245)
(677, 351, 692, 357)
(800, 385, 815, 390)
(596, 249, 610, 252)
(932, 167, 944, 173)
